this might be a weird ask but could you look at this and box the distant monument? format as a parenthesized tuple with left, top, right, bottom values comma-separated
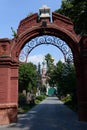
(41, 60, 47, 86)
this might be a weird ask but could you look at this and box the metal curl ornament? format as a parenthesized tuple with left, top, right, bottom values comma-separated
(19, 35, 73, 63)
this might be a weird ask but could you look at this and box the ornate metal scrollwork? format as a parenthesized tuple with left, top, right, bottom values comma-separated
(19, 35, 73, 63)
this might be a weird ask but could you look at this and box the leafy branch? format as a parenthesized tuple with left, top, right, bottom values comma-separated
(11, 27, 17, 38)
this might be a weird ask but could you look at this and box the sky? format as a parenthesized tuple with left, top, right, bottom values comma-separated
(0, 0, 64, 66)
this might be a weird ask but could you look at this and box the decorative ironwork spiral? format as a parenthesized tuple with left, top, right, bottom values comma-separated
(39, 36, 46, 44)
(19, 35, 73, 63)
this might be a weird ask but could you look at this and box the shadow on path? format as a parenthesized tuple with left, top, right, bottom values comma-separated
(1, 97, 87, 130)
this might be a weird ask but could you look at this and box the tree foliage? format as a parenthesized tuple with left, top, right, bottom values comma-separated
(56, 61, 76, 97)
(18, 62, 37, 92)
(44, 54, 77, 97)
(55, 0, 87, 35)
(45, 53, 54, 70)
(44, 53, 55, 86)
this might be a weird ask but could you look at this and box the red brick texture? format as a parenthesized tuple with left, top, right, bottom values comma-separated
(0, 58, 18, 125)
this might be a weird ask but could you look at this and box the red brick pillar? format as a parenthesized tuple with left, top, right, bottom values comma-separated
(0, 58, 19, 125)
(76, 36, 87, 121)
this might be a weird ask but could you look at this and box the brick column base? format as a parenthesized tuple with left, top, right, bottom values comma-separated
(0, 104, 17, 125)
(0, 58, 18, 125)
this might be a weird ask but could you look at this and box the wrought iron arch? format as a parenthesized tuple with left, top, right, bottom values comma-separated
(19, 35, 73, 63)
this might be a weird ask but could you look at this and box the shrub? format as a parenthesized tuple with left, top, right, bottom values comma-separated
(61, 94, 78, 112)
(36, 95, 46, 101)
(18, 93, 26, 107)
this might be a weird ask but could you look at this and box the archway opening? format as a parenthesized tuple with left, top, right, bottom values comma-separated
(18, 35, 77, 113)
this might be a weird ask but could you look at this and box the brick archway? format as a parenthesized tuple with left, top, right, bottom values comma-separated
(11, 13, 79, 62)
(0, 11, 87, 124)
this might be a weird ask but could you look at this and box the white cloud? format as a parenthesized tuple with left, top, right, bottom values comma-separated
(27, 54, 44, 65)
(27, 54, 64, 66)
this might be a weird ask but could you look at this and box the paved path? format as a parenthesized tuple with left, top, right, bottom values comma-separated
(1, 97, 87, 130)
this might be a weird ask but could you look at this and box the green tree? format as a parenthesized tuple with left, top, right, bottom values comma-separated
(45, 53, 54, 70)
(18, 62, 37, 93)
(44, 53, 55, 86)
(53, 61, 65, 95)
(61, 63, 77, 96)
(47, 60, 77, 97)
(55, 0, 87, 35)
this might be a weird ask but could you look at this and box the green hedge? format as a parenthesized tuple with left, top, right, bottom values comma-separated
(35, 95, 46, 101)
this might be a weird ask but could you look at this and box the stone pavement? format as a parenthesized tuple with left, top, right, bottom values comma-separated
(0, 97, 87, 130)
